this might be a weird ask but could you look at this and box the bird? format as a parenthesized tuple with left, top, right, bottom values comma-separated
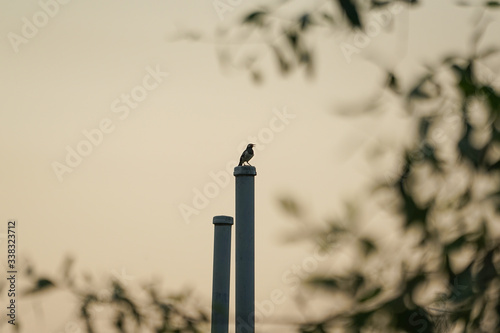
(238, 143, 255, 166)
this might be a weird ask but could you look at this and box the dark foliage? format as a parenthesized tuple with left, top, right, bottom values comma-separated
(5, 257, 209, 333)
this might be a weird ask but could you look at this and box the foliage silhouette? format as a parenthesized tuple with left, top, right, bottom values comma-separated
(251, 1, 500, 332)
(3, 257, 209, 333)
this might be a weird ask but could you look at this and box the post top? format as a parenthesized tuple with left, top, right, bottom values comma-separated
(233, 166, 257, 176)
(213, 215, 234, 225)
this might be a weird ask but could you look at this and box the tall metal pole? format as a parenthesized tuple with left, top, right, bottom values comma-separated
(234, 166, 257, 333)
(211, 215, 233, 333)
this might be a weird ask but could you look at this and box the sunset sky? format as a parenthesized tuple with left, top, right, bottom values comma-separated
(1, 0, 499, 332)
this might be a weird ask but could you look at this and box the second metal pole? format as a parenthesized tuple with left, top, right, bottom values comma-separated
(234, 166, 257, 333)
(211, 215, 233, 333)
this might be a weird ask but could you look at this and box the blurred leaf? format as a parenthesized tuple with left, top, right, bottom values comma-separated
(24, 278, 55, 295)
(408, 75, 437, 100)
(250, 69, 263, 84)
(24, 262, 35, 277)
(406, 272, 426, 294)
(371, 0, 391, 7)
(496, 299, 500, 330)
(445, 234, 468, 253)
(493, 125, 500, 142)
(336, 0, 362, 28)
(421, 143, 443, 172)
(456, 188, 471, 209)
(352, 310, 375, 327)
(300, 322, 328, 333)
(476, 248, 498, 292)
(387, 71, 400, 93)
(397, 158, 430, 228)
(81, 294, 97, 333)
(242, 10, 267, 26)
(272, 45, 291, 74)
(487, 159, 500, 171)
(486, 1, 500, 7)
(480, 85, 500, 113)
(450, 262, 474, 303)
(359, 238, 377, 256)
(352, 272, 365, 294)
(299, 14, 311, 30)
(357, 286, 382, 303)
(307, 277, 339, 290)
(397, 307, 434, 333)
(112, 281, 142, 324)
(453, 61, 476, 97)
(458, 122, 487, 169)
(114, 311, 125, 332)
(286, 30, 299, 51)
(321, 12, 335, 24)
(419, 117, 432, 140)
(279, 197, 302, 218)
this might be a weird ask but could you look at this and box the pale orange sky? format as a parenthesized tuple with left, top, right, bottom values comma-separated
(1, 1, 499, 332)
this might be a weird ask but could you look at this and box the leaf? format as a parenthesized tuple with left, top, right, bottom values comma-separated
(321, 12, 335, 24)
(486, 1, 500, 7)
(352, 272, 365, 294)
(476, 248, 498, 292)
(408, 75, 435, 100)
(250, 69, 262, 84)
(458, 122, 486, 169)
(445, 234, 468, 253)
(112, 281, 142, 324)
(421, 143, 442, 172)
(406, 272, 426, 294)
(307, 277, 339, 290)
(114, 311, 125, 332)
(387, 71, 399, 93)
(300, 322, 328, 333)
(397, 158, 430, 228)
(242, 10, 267, 26)
(357, 287, 382, 303)
(351, 310, 375, 327)
(272, 45, 291, 74)
(336, 0, 362, 28)
(418, 117, 431, 140)
(299, 14, 311, 30)
(371, 0, 391, 7)
(449, 262, 474, 303)
(397, 307, 434, 333)
(359, 238, 377, 256)
(487, 160, 500, 174)
(24, 278, 55, 295)
(453, 62, 476, 97)
(286, 30, 299, 51)
(480, 85, 500, 114)
(278, 197, 302, 217)
(456, 188, 471, 209)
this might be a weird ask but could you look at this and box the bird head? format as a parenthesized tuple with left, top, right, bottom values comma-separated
(248, 143, 255, 149)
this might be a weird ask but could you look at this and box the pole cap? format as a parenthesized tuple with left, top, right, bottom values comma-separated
(234, 165, 257, 176)
(213, 215, 234, 225)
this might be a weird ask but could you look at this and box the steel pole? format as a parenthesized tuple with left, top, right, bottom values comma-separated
(211, 215, 233, 333)
(234, 166, 256, 333)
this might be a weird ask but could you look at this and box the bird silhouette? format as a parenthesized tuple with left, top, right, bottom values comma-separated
(238, 143, 255, 166)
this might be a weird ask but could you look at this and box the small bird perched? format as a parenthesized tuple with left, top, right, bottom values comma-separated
(238, 143, 255, 166)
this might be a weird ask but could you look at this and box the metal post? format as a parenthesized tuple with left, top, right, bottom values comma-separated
(234, 166, 257, 333)
(211, 215, 233, 333)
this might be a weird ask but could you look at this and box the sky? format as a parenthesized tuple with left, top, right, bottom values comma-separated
(1, 0, 499, 332)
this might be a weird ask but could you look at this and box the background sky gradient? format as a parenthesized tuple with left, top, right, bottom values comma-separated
(1, 1, 499, 332)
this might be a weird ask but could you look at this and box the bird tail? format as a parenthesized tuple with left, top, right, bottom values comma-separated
(238, 158, 243, 166)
